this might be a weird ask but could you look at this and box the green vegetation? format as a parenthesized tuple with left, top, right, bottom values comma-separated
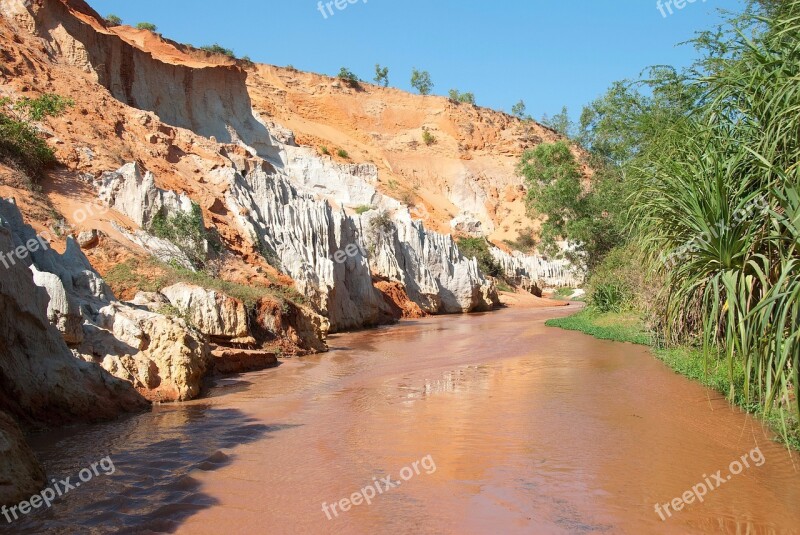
(511, 100, 529, 120)
(104, 257, 307, 309)
(539, 1, 800, 446)
(336, 148, 349, 159)
(448, 89, 475, 105)
(546, 310, 651, 345)
(14, 93, 75, 121)
(410, 69, 433, 95)
(148, 203, 211, 269)
(354, 205, 373, 215)
(319, 146, 330, 156)
(337, 67, 360, 88)
(422, 129, 436, 146)
(374, 64, 389, 87)
(456, 237, 502, 278)
(519, 140, 625, 271)
(200, 43, 235, 58)
(135, 22, 158, 32)
(0, 94, 74, 184)
(540, 106, 575, 138)
(105, 14, 122, 26)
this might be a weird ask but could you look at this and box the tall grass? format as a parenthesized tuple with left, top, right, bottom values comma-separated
(632, 1, 800, 426)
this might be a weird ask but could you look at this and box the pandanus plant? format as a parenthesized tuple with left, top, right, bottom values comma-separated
(632, 0, 800, 435)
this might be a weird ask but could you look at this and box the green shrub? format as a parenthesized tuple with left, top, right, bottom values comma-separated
(105, 14, 122, 26)
(422, 129, 436, 146)
(0, 112, 56, 181)
(410, 69, 433, 95)
(14, 93, 74, 121)
(200, 43, 235, 58)
(148, 202, 209, 268)
(319, 146, 330, 156)
(136, 22, 158, 32)
(0, 94, 73, 182)
(448, 89, 475, 104)
(456, 237, 503, 278)
(337, 67, 360, 88)
(336, 148, 349, 159)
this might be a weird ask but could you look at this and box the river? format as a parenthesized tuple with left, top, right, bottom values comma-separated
(9, 305, 800, 534)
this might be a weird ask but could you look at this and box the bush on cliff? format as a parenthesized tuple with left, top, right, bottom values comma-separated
(456, 237, 503, 279)
(136, 22, 158, 32)
(200, 43, 236, 58)
(0, 94, 73, 184)
(148, 202, 209, 269)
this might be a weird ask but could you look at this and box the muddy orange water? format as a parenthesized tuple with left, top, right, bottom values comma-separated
(12, 306, 800, 534)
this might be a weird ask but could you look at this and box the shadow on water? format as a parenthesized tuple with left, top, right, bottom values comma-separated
(10, 405, 298, 534)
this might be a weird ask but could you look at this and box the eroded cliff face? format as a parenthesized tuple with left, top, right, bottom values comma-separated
(3, 0, 280, 159)
(0, 205, 147, 421)
(0, 0, 576, 410)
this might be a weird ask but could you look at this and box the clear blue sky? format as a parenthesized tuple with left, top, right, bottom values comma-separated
(95, 0, 743, 120)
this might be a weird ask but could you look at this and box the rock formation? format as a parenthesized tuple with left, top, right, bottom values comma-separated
(490, 246, 583, 292)
(0, 198, 210, 403)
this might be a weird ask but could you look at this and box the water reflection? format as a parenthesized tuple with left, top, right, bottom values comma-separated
(13, 406, 296, 534)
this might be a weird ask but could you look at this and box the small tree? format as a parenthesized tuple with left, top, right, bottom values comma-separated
(448, 89, 475, 104)
(422, 129, 436, 146)
(541, 106, 574, 138)
(105, 14, 122, 26)
(511, 100, 528, 119)
(411, 69, 433, 95)
(374, 64, 389, 87)
(337, 67, 360, 88)
(136, 22, 158, 32)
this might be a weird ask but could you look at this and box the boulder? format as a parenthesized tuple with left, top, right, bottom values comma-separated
(76, 229, 99, 249)
(161, 283, 249, 340)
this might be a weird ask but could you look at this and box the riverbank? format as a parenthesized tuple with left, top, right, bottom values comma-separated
(546, 308, 800, 450)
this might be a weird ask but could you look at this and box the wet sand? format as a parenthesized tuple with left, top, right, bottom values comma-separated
(14, 306, 800, 534)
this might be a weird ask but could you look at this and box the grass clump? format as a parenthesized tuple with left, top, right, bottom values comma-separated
(546, 309, 651, 345)
(319, 146, 330, 156)
(354, 205, 372, 215)
(336, 148, 349, 159)
(200, 43, 236, 58)
(422, 129, 436, 146)
(104, 257, 308, 309)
